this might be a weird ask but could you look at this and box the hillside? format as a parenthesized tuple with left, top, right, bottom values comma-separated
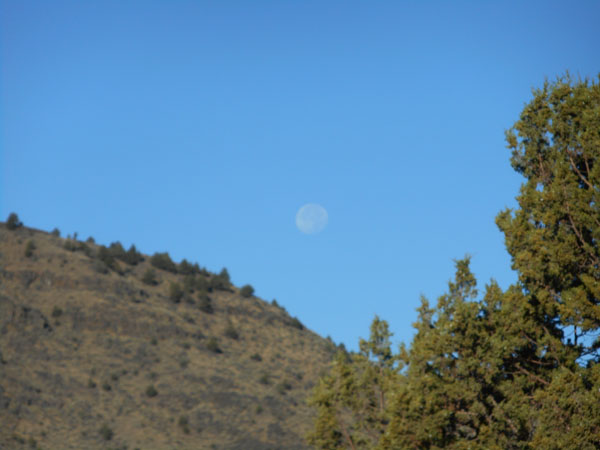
(0, 219, 337, 449)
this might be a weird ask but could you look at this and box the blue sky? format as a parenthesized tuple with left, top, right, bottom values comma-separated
(2, 1, 599, 351)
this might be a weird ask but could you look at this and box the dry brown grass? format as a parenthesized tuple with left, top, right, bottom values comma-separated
(0, 223, 338, 449)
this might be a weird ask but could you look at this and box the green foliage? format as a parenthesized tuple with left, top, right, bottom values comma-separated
(183, 274, 196, 293)
(99, 423, 113, 441)
(6, 212, 23, 230)
(142, 268, 158, 286)
(497, 75, 600, 357)
(309, 76, 600, 449)
(103, 241, 143, 266)
(145, 385, 158, 397)
(219, 267, 230, 282)
(178, 259, 196, 275)
(168, 282, 184, 303)
(63, 239, 77, 252)
(24, 240, 35, 257)
(240, 284, 254, 298)
(210, 267, 232, 291)
(51, 306, 63, 318)
(51, 227, 60, 237)
(276, 380, 292, 395)
(198, 292, 213, 313)
(108, 241, 126, 259)
(250, 352, 262, 362)
(178, 415, 190, 434)
(150, 252, 177, 273)
(308, 319, 400, 449)
(288, 316, 304, 330)
(122, 244, 144, 265)
(97, 245, 123, 274)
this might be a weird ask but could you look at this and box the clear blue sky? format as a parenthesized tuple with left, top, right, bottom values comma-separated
(2, 1, 599, 352)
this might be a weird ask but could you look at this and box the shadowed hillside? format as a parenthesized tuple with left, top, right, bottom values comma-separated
(0, 218, 338, 449)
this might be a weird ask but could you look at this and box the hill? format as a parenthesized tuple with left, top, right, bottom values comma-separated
(0, 218, 337, 449)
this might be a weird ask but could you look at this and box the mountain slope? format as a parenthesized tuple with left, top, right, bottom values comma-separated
(0, 221, 336, 449)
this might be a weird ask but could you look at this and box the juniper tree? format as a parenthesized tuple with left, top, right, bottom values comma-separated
(308, 317, 401, 449)
(496, 75, 600, 362)
(309, 75, 600, 449)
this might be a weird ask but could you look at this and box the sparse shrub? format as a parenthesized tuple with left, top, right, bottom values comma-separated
(6, 212, 22, 230)
(63, 239, 77, 252)
(178, 259, 195, 275)
(99, 423, 113, 441)
(150, 337, 158, 345)
(51, 228, 60, 237)
(150, 252, 177, 273)
(258, 373, 270, 385)
(277, 380, 292, 395)
(169, 282, 184, 303)
(146, 385, 158, 397)
(11, 434, 25, 444)
(108, 241, 126, 259)
(24, 240, 35, 258)
(219, 267, 230, 282)
(178, 415, 190, 434)
(80, 242, 94, 257)
(86, 236, 95, 243)
(88, 379, 97, 388)
(289, 317, 304, 330)
(182, 342, 191, 349)
(183, 312, 195, 323)
(198, 293, 213, 313)
(142, 268, 158, 286)
(93, 259, 109, 274)
(179, 358, 189, 369)
(183, 274, 196, 293)
(210, 268, 231, 290)
(51, 306, 63, 318)
(255, 405, 263, 414)
(102, 381, 111, 391)
(206, 337, 221, 353)
(97, 246, 122, 274)
(194, 276, 210, 292)
(224, 321, 239, 340)
(27, 436, 36, 448)
(271, 299, 279, 307)
(240, 284, 254, 298)
(123, 244, 144, 265)
(250, 353, 262, 362)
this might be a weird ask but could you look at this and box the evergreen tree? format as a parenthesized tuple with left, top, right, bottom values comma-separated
(309, 75, 600, 448)
(496, 75, 600, 362)
(308, 318, 401, 449)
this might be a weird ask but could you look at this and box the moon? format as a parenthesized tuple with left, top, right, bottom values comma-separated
(296, 203, 328, 234)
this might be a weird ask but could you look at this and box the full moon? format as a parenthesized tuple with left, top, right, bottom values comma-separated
(296, 203, 328, 234)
